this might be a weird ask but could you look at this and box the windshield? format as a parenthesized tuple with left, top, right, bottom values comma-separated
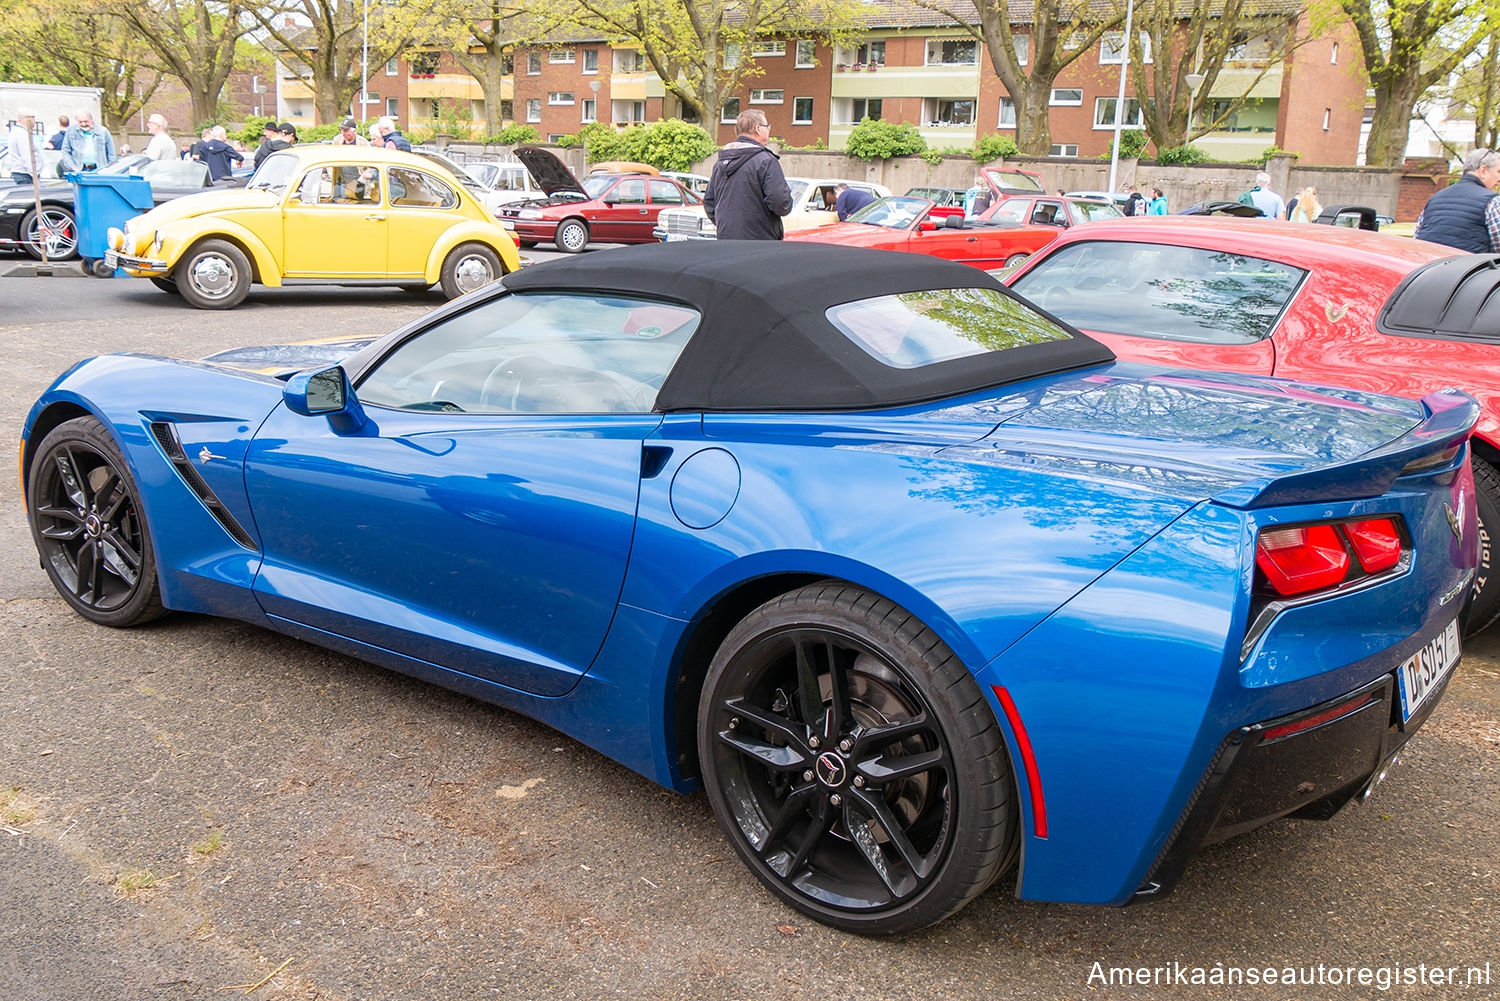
(582, 175, 614, 199)
(248, 152, 300, 193)
(1073, 200, 1124, 222)
(847, 196, 931, 230)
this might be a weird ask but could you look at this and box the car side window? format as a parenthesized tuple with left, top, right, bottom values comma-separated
(389, 168, 458, 209)
(612, 179, 647, 204)
(991, 201, 1029, 223)
(648, 179, 684, 205)
(300, 166, 382, 205)
(355, 292, 702, 415)
(1011, 242, 1307, 345)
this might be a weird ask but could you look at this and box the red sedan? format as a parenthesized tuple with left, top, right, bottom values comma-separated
(786, 195, 1060, 269)
(1004, 217, 1500, 629)
(496, 146, 700, 253)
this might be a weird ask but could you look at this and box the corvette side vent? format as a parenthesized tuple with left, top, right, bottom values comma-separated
(1377, 254, 1500, 343)
(148, 422, 257, 550)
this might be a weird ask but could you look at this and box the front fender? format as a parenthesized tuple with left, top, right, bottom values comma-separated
(160, 219, 282, 287)
(423, 221, 522, 282)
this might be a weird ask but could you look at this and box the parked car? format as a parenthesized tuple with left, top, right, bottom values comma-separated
(1, 154, 230, 261)
(23, 241, 1475, 933)
(1064, 189, 1132, 211)
(652, 176, 891, 241)
(104, 145, 520, 308)
(982, 194, 1124, 228)
(904, 185, 966, 206)
(495, 146, 699, 252)
(1006, 217, 1500, 631)
(1178, 199, 1265, 217)
(785, 194, 1061, 269)
(663, 170, 710, 197)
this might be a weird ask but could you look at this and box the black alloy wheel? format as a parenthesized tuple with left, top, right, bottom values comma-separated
(699, 583, 1017, 934)
(27, 417, 165, 627)
(1466, 457, 1500, 634)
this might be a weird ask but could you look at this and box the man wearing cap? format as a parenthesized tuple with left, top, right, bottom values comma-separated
(4, 108, 45, 184)
(252, 120, 281, 167)
(335, 117, 370, 146)
(61, 110, 116, 172)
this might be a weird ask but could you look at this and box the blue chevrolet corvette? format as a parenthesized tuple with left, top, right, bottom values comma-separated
(22, 242, 1477, 933)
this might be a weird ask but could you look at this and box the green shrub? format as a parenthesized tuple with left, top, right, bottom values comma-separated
(1156, 144, 1210, 165)
(482, 124, 540, 146)
(236, 115, 277, 146)
(1250, 145, 1299, 166)
(554, 133, 582, 149)
(973, 134, 1019, 162)
(297, 123, 341, 143)
(845, 118, 927, 160)
(581, 119, 714, 170)
(1109, 129, 1149, 158)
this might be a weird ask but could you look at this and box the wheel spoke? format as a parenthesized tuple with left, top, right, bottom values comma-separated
(854, 712, 934, 753)
(722, 696, 809, 750)
(94, 471, 126, 522)
(99, 531, 141, 582)
(781, 797, 831, 878)
(73, 542, 99, 600)
(793, 634, 825, 732)
(843, 797, 918, 898)
(758, 784, 819, 855)
(716, 728, 809, 772)
(850, 787, 936, 880)
(54, 449, 90, 511)
(35, 503, 85, 538)
(858, 746, 950, 785)
(822, 637, 854, 740)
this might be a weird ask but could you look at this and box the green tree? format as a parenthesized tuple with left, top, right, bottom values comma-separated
(560, 0, 868, 126)
(113, 0, 255, 129)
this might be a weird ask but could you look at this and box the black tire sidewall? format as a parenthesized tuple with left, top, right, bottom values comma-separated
(556, 220, 588, 253)
(27, 416, 164, 627)
(697, 583, 1015, 934)
(175, 239, 250, 310)
(1467, 457, 1500, 634)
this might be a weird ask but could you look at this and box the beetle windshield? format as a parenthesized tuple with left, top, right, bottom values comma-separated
(248, 153, 300, 193)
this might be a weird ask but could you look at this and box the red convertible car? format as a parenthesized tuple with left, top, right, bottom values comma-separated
(983, 194, 1124, 229)
(786, 195, 1061, 269)
(1005, 218, 1500, 630)
(496, 146, 701, 253)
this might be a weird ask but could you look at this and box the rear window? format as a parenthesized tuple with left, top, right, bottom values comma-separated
(827, 287, 1072, 369)
(1011, 242, 1306, 344)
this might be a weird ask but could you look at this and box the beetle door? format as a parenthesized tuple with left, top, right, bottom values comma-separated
(282, 165, 387, 277)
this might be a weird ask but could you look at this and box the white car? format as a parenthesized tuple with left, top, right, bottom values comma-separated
(654, 176, 891, 240)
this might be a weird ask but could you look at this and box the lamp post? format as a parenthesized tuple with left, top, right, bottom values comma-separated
(590, 76, 601, 124)
(1106, 0, 1136, 194)
(360, 0, 369, 121)
(1185, 72, 1205, 144)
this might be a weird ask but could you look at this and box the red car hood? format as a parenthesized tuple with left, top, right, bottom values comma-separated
(786, 223, 911, 248)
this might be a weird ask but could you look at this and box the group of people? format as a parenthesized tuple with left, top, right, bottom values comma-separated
(4, 108, 119, 185)
(1121, 185, 1169, 216)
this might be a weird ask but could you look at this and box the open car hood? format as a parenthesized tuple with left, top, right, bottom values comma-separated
(515, 146, 587, 198)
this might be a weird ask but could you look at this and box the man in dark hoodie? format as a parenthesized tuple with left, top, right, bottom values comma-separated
(702, 109, 792, 240)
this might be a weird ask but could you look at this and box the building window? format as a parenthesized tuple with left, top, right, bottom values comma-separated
(547, 134, 568, 143)
(1093, 97, 1144, 128)
(721, 97, 740, 123)
(409, 52, 439, 76)
(926, 39, 977, 66)
(851, 98, 882, 122)
(1013, 35, 1029, 66)
(526, 98, 541, 122)
(725, 44, 741, 69)
(582, 99, 596, 123)
(501, 53, 513, 75)
(386, 97, 398, 118)
(750, 89, 784, 104)
(500, 99, 513, 120)
(1050, 143, 1079, 157)
(793, 97, 813, 124)
(550, 48, 575, 64)
(997, 98, 1016, 128)
(1100, 32, 1152, 65)
(927, 98, 975, 126)
(361, 91, 380, 105)
(527, 51, 541, 75)
(1323, 108, 1331, 130)
(583, 49, 598, 73)
(548, 92, 574, 105)
(1062, 31, 1084, 51)
(628, 100, 646, 122)
(1330, 42, 1339, 65)
(385, 59, 398, 76)
(1050, 88, 1083, 106)
(796, 40, 816, 67)
(752, 40, 784, 57)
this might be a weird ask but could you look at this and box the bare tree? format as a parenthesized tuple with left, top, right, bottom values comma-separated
(114, 0, 255, 129)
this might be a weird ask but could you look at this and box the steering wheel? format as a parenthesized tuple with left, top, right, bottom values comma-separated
(479, 355, 637, 413)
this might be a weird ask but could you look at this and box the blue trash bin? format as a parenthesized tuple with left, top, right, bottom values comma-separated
(68, 172, 154, 276)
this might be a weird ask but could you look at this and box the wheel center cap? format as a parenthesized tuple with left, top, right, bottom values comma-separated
(814, 750, 846, 788)
(84, 514, 103, 538)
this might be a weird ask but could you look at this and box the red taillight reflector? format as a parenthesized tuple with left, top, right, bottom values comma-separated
(1256, 524, 1350, 596)
(992, 685, 1047, 839)
(1260, 692, 1377, 742)
(1346, 518, 1402, 573)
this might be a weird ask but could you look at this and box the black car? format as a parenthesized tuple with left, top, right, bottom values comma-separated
(1, 154, 236, 261)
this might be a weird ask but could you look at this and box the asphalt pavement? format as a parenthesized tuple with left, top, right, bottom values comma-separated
(1, 267, 1496, 1000)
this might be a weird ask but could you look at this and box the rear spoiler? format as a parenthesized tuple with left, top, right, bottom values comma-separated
(1212, 388, 1479, 509)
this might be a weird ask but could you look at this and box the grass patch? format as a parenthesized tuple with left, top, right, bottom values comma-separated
(117, 869, 165, 894)
(192, 830, 225, 855)
(1, 786, 37, 826)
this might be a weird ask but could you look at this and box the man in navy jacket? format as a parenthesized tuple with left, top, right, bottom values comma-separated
(1415, 148, 1500, 253)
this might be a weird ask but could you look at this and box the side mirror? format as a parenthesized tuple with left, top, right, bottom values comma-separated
(284, 366, 367, 433)
(918, 219, 939, 232)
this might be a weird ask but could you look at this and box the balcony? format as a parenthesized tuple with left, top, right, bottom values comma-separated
(408, 74, 485, 101)
(831, 63, 977, 100)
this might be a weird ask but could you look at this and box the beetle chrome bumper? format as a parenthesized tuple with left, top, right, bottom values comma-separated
(105, 250, 170, 275)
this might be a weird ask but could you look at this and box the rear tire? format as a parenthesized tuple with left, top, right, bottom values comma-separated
(439, 243, 502, 299)
(1003, 252, 1030, 270)
(698, 582, 1018, 934)
(174, 239, 250, 309)
(1466, 457, 1500, 634)
(26, 416, 165, 627)
(20, 206, 78, 260)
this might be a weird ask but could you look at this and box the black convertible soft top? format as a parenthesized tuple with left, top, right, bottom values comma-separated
(503, 241, 1113, 411)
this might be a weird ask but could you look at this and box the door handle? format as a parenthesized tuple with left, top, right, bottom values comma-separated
(366, 214, 386, 221)
(966, 237, 977, 242)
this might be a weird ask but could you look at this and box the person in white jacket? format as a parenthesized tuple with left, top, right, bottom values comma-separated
(143, 114, 176, 161)
(4, 108, 45, 184)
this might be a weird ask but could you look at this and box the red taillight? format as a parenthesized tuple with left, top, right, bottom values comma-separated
(1345, 518, 1402, 573)
(1256, 524, 1350, 596)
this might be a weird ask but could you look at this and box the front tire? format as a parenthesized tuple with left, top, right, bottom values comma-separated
(20, 206, 78, 260)
(698, 583, 1017, 935)
(174, 239, 250, 309)
(554, 218, 589, 253)
(150, 277, 181, 294)
(439, 243, 503, 299)
(1466, 457, 1500, 634)
(26, 416, 165, 627)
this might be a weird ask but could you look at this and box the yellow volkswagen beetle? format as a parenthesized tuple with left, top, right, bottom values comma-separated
(106, 146, 521, 309)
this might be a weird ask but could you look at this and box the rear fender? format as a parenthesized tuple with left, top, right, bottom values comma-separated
(424, 222, 521, 282)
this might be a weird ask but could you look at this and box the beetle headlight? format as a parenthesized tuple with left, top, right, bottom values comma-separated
(152, 230, 164, 254)
(106, 227, 125, 252)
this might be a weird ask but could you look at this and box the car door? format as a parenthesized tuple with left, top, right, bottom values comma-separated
(1008, 240, 1290, 374)
(643, 179, 689, 240)
(282, 164, 386, 277)
(244, 290, 700, 697)
(384, 166, 463, 279)
(591, 177, 649, 242)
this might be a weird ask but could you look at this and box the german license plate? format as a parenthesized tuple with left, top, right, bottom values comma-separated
(1397, 618, 1460, 723)
(104, 250, 120, 267)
